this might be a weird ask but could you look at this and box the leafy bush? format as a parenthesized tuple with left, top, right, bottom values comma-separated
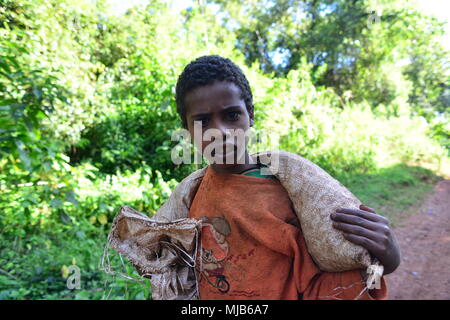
(0, 162, 177, 300)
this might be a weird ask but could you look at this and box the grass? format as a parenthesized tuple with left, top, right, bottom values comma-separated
(340, 163, 442, 227)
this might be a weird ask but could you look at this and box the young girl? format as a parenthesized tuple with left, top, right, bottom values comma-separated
(156, 55, 400, 299)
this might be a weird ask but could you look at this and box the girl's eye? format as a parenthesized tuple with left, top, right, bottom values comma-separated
(200, 119, 209, 127)
(227, 111, 240, 121)
(192, 119, 209, 128)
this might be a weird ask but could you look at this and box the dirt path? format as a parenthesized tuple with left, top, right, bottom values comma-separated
(385, 179, 450, 300)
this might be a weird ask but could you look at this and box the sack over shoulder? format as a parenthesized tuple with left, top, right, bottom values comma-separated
(153, 149, 372, 271)
(107, 150, 376, 299)
(252, 150, 372, 271)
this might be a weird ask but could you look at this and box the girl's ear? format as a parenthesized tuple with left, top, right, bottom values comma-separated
(250, 118, 254, 127)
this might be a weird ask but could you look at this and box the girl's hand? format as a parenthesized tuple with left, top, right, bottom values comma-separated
(330, 204, 401, 275)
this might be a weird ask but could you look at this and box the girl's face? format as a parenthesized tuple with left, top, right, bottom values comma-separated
(184, 81, 254, 166)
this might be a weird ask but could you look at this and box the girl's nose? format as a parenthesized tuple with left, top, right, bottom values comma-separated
(213, 121, 231, 139)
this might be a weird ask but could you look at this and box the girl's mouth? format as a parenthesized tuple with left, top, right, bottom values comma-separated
(214, 144, 236, 156)
(210, 143, 239, 161)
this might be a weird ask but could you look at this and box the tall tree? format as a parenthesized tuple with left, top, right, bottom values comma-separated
(207, 0, 449, 116)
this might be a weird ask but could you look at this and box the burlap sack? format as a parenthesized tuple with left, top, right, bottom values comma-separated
(106, 149, 380, 299)
(105, 205, 202, 300)
(253, 150, 373, 271)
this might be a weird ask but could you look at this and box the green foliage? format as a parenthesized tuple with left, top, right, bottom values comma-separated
(0, 35, 77, 236)
(0, 161, 175, 300)
(208, 0, 450, 134)
(0, 229, 152, 300)
(0, 0, 449, 300)
(428, 117, 450, 156)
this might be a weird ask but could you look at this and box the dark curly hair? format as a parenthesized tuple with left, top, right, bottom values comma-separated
(175, 55, 254, 129)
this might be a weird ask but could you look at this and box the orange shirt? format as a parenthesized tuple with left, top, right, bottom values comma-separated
(188, 165, 388, 300)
